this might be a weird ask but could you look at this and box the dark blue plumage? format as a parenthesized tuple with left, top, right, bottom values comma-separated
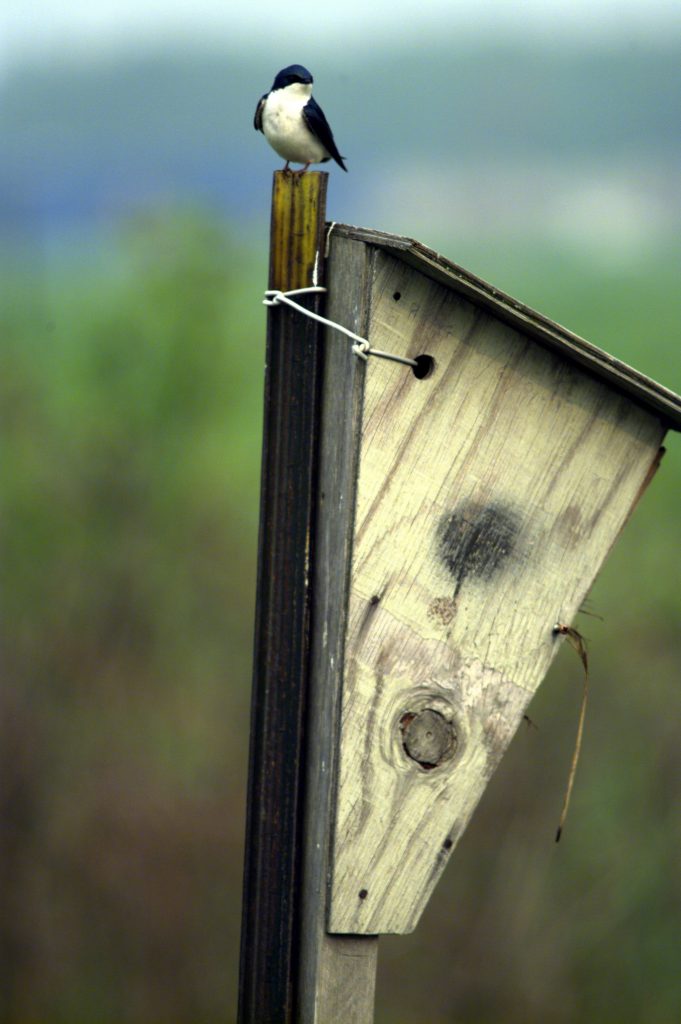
(272, 65, 313, 90)
(302, 97, 347, 172)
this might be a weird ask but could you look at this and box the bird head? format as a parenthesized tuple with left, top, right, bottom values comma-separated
(271, 65, 314, 91)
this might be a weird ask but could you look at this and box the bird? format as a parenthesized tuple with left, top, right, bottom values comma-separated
(254, 64, 347, 175)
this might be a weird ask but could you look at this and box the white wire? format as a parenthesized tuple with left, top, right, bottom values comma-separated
(263, 287, 418, 369)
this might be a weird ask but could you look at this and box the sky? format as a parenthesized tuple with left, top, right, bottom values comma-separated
(3, 0, 680, 258)
(3, 0, 681, 67)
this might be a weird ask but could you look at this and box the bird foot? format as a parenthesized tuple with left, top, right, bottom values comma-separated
(280, 162, 312, 178)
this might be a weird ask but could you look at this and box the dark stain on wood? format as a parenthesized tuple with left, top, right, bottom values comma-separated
(437, 501, 520, 596)
(427, 595, 457, 626)
(355, 586, 388, 652)
(425, 822, 465, 890)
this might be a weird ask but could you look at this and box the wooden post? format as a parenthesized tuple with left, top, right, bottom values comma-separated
(297, 234, 379, 1023)
(238, 171, 328, 1024)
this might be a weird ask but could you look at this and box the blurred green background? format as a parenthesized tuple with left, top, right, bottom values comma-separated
(1, 5, 680, 1021)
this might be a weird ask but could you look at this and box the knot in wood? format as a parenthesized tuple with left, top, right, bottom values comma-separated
(400, 709, 457, 769)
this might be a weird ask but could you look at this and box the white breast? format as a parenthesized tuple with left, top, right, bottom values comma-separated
(262, 83, 328, 165)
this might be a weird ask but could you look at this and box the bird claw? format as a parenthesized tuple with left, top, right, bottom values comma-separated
(281, 162, 311, 178)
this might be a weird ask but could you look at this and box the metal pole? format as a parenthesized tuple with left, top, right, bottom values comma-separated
(238, 171, 328, 1024)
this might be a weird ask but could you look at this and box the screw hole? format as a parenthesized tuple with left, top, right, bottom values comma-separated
(393, 291, 402, 301)
(412, 354, 435, 380)
(358, 888, 368, 900)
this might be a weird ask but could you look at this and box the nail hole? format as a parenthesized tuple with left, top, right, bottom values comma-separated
(412, 354, 435, 380)
(443, 837, 453, 850)
(393, 291, 402, 301)
(358, 888, 368, 900)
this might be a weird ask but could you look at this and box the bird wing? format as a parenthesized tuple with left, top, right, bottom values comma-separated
(302, 97, 347, 171)
(254, 95, 267, 132)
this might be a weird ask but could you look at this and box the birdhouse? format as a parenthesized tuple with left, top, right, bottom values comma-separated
(319, 223, 681, 936)
(240, 175, 681, 1022)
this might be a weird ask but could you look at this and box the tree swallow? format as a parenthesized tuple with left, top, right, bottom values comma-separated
(254, 65, 347, 175)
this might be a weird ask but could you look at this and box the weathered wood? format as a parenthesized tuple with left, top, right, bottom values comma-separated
(327, 248, 667, 935)
(330, 224, 681, 430)
(302, 936, 377, 1024)
(270, 172, 328, 289)
(298, 233, 378, 1024)
(238, 171, 328, 1024)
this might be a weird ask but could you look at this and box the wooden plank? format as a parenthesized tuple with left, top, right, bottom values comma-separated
(302, 937, 377, 1024)
(328, 249, 666, 935)
(298, 234, 378, 1023)
(238, 171, 328, 1024)
(331, 224, 681, 430)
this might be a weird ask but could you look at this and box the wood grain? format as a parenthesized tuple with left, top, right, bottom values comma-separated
(328, 250, 666, 935)
(331, 224, 681, 430)
(297, 234, 378, 1022)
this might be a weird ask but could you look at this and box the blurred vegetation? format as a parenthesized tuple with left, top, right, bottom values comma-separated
(1, 211, 263, 1021)
(1, 208, 680, 1023)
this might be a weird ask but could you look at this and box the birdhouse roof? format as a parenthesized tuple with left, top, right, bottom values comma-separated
(331, 224, 681, 431)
